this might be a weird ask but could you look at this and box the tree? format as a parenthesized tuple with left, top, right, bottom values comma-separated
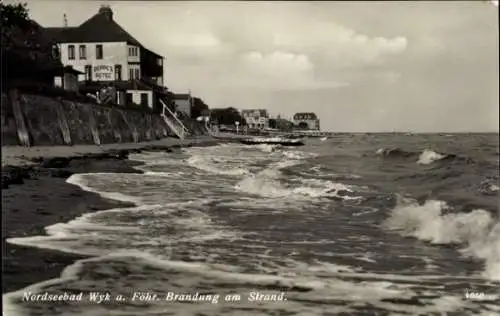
(191, 97, 209, 119)
(268, 118, 277, 129)
(1, 2, 62, 85)
(210, 107, 246, 125)
(275, 118, 294, 131)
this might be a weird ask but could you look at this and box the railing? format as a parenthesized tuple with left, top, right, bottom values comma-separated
(159, 99, 189, 139)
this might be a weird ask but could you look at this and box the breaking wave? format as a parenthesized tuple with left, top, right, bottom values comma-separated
(187, 155, 250, 176)
(375, 148, 473, 165)
(417, 149, 447, 165)
(375, 147, 417, 158)
(253, 144, 282, 153)
(384, 199, 500, 281)
(235, 160, 361, 200)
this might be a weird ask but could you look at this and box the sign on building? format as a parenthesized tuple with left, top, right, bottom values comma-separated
(93, 65, 113, 81)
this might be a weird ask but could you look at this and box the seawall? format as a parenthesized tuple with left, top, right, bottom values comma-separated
(1, 90, 178, 147)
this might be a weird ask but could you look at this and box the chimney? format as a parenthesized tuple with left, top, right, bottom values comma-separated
(63, 13, 68, 27)
(99, 5, 113, 20)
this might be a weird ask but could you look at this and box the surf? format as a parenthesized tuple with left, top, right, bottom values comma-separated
(384, 199, 500, 281)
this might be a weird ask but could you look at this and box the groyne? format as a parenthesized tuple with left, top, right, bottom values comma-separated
(1, 90, 201, 147)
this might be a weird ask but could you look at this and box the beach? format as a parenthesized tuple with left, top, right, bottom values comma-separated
(2, 136, 225, 294)
(2, 133, 499, 315)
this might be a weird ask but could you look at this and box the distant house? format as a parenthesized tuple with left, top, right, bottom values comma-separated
(293, 112, 320, 130)
(174, 93, 193, 118)
(241, 109, 269, 129)
(42, 5, 165, 110)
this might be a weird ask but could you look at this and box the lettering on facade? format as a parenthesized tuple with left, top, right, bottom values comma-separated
(93, 65, 113, 81)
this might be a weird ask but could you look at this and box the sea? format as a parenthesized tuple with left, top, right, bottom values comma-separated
(4, 133, 500, 316)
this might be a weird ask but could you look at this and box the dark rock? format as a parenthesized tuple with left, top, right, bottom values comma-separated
(41, 157, 71, 168)
(48, 168, 74, 178)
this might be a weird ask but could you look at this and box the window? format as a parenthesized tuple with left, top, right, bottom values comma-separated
(79, 45, 86, 60)
(68, 45, 75, 60)
(96, 44, 103, 59)
(134, 68, 140, 79)
(129, 68, 134, 80)
(140, 93, 148, 106)
(128, 46, 138, 57)
(114, 65, 122, 81)
(157, 58, 162, 66)
(84, 65, 92, 81)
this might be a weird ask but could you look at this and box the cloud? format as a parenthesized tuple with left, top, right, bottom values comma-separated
(22, 1, 498, 131)
(269, 23, 408, 69)
(166, 32, 221, 49)
(242, 51, 314, 74)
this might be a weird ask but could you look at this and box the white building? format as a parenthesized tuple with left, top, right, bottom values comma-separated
(43, 5, 164, 109)
(241, 109, 269, 129)
(293, 112, 320, 130)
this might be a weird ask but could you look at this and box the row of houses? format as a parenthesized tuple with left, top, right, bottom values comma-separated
(38, 5, 194, 116)
(241, 109, 321, 131)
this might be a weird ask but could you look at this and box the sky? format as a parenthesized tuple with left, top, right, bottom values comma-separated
(12, 0, 499, 132)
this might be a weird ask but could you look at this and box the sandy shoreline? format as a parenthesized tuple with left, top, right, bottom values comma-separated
(2, 135, 220, 167)
(2, 136, 228, 293)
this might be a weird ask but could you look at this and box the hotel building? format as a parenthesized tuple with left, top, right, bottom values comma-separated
(43, 5, 165, 110)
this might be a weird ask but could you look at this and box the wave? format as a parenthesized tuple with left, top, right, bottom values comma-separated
(282, 148, 319, 160)
(235, 160, 361, 200)
(4, 248, 484, 316)
(254, 144, 282, 153)
(375, 148, 474, 165)
(187, 155, 250, 176)
(376, 147, 418, 158)
(384, 199, 500, 281)
(66, 173, 142, 204)
(296, 165, 362, 181)
(478, 179, 500, 196)
(417, 149, 447, 165)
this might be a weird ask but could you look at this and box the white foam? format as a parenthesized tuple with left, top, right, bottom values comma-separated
(3, 250, 382, 315)
(282, 150, 316, 160)
(235, 162, 361, 200)
(384, 199, 500, 281)
(187, 155, 250, 176)
(66, 173, 142, 204)
(417, 149, 446, 165)
(254, 144, 281, 153)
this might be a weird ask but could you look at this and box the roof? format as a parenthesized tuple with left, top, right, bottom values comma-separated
(78, 79, 152, 92)
(241, 109, 269, 118)
(63, 65, 84, 75)
(142, 47, 163, 59)
(41, 6, 157, 53)
(174, 93, 191, 100)
(43, 27, 78, 42)
(293, 112, 318, 120)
